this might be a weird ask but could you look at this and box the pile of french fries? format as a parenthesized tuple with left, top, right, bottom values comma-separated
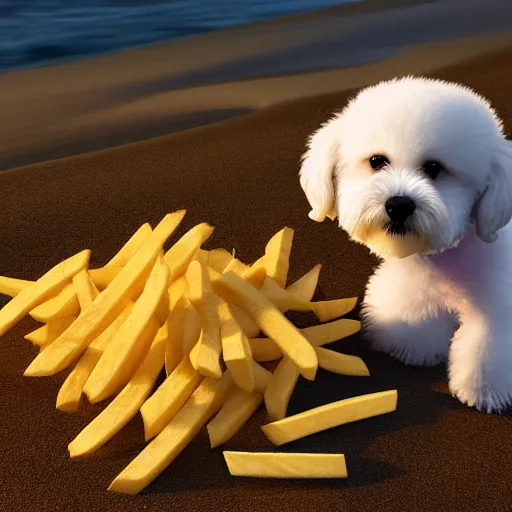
(0, 211, 397, 494)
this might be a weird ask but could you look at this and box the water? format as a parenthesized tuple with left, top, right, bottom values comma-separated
(0, 0, 357, 72)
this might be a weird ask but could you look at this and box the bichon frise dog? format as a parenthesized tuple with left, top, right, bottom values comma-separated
(299, 76, 512, 413)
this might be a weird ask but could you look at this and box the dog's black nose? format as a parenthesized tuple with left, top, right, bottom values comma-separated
(385, 196, 416, 224)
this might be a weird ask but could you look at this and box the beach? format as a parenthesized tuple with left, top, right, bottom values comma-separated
(1, 0, 512, 170)
(1, 0, 512, 510)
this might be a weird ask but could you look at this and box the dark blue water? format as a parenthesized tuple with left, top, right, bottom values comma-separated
(0, 0, 356, 72)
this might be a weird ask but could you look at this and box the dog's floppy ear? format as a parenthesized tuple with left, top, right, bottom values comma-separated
(474, 139, 512, 243)
(299, 116, 341, 222)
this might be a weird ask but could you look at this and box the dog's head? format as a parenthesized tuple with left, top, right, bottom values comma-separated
(300, 77, 512, 258)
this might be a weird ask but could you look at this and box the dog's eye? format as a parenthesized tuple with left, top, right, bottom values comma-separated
(422, 160, 443, 180)
(369, 155, 389, 170)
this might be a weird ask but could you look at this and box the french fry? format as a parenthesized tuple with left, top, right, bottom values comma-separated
(29, 283, 80, 323)
(250, 319, 361, 362)
(104, 223, 152, 267)
(224, 452, 348, 479)
(56, 304, 134, 412)
(10, 224, 147, 315)
(243, 266, 267, 289)
(262, 390, 398, 446)
(0, 276, 32, 297)
(316, 347, 370, 376)
(0, 250, 90, 337)
(208, 249, 232, 273)
(260, 277, 357, 320)
(212, 272, 318, 381)
(252, 360, 272, 394)
(164, 223, 214, 281)
(186, 261, 222, 379)
(72, 269, 99, 310)
(221, 313, 255, 392)
(165, 297, 186, 375)
(168, 276, 187, 310)
(207, 389, 263, 448)
(88, 267, 122, 290)
(285, 263, 322, 302)
(24, 316, 76, 346)
(68, 322, 167, 457)
(109, 373, 234, 494)
(194, 249, 209, 265)
(141, 356, 202, 441)
(223, 257, 249, 276)
(24, 212, 185, 377)
(164, 290, 197, 375)
(264, 357, 299, 420)
(83, 256, 169, 403)
(181, 302, 202, 354)
(264, 227, 294, 288)
(312, 298, 358, 322)
(251, 255, 266, 269)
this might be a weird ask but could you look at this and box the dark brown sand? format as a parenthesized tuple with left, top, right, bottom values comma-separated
(1, 29, 512, 512)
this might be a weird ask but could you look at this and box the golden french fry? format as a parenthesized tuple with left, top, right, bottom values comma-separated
(262, 390, 398, 446)
(141, 356, 202, 441)
(83, 256, 169, 403)
(182, 301, 202, 354)
(186, 261, 222, 379)
(316, 347, 370, 376)
(243, 266, 267, 289)
(264, 357, 299, 419)
(223, 257, 249, 276)
(264, 227, 294, 288)
(164, 223, 214, 281)
(252, 360, 272, 394)
(165, 299, 186, 375)
(68, 322, 166, 457)
(0, 276, 32, 297)
(168, 276, 187, 311)
(260, 277, 357, 321)
(13, 225, 146, 315)
(194, 249, 209, 264)
(224, 452, 348, 479)
(88, 267, 122, 290)
(251, 255, 266, 269)
(109, 373, 234, 494)
(24, 212, 185, 377)
(312, 298, 358, 322)
(56, 304, 134, 412)
(29, 283, 80, 323)
(212, 272, 318, 381)
(105, 223, 152, 268)
(221, 313, 255, 392)
(285, 263, 321, 302)
(215, 283, 260, 339)
(208, 249, 232, 273)
(72, 269, 99, 311)
(24, 316, 76, 346)
(207, 389, 263, 448)
(0, 250, 90, 337)
(250, 319, 361, 362)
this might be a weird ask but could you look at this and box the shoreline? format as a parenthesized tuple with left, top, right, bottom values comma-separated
(1, 0, 512, 171)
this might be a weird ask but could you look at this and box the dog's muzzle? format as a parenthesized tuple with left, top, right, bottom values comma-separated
(384, 196, 416, 236)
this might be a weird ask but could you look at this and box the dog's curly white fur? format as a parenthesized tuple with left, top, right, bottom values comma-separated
(299, 76, 512, 413)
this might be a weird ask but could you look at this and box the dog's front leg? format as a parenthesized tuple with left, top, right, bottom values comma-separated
(362, 258, 457, 366)
(449, 298, 512, 413)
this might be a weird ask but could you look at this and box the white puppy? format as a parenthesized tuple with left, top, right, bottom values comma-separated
(300, 77, 512, 413)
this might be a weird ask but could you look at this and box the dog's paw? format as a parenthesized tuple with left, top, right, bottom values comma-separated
(450, 383, 512, 413)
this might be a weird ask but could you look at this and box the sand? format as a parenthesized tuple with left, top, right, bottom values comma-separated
(1, 1, 512, 511)
(1, 0, 512, 170)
